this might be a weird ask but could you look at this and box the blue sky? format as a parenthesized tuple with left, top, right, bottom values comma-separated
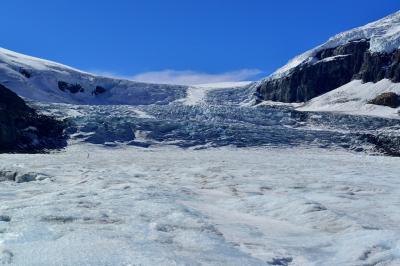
(1, 1, 399, 84)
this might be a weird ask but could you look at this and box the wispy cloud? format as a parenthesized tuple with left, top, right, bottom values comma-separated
(130, 69, 262, 85)
(91, 69, 263, 85)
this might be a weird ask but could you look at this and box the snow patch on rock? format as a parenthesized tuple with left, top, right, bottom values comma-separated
(298, 79, 400, 119)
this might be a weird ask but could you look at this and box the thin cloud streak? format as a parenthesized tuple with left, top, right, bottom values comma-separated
(131, 69, 263, 85)
(91, 69, 263, 85)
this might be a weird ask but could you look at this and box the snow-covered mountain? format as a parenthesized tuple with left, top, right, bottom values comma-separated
(264, 11, 400, 81)
(2, 11, 400, 117)
(254, 11, 400, 113)
(0, 47, 187, 105)
(1, 11, 400, 156)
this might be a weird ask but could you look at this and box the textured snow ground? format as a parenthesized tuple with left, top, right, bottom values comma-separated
(1, 144, 400, 265)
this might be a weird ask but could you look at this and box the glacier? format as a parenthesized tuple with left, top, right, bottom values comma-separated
(1, 10, 400, 266)
(0, 77, 399, 264)
(1, 144, 400, 265)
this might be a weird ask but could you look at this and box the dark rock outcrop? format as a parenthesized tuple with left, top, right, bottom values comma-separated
(359, 133, 400, 157)
(93, 86, 107, 96)
(0, 169, 51, 183)
(368, 92, 400, 108)
(58, 81, 84, 93)
(356, 50, 400, 83)
(0, 84, 67, 153)
(255, 40, 400, 103)
(19, 68, 31, 78)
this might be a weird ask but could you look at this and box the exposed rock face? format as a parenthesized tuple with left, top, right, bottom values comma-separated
(58, 81, 84, 93)
(255, 40, 400, 103)
(93, 86, 107, 96)
(0, 169, 51, 183)
(368, 92, 400, 108)
(18, 68, 31, 78)
(0, 84, 67, 153)
(357, 50, 400, 83)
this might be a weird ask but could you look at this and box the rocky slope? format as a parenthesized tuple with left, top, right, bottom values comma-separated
(0, 84, 66, 152)
(254, 11, 400, 103)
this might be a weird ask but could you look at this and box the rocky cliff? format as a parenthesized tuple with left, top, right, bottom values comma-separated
(254, 40, 400, 103)
(254, 11, 400, 103)
(0, 84, 67, 153)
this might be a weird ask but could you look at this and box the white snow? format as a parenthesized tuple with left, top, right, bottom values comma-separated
(182, 86, 210, 106)
(183, 82, 252, 106)
(0, 47, 85, 73)
(261, 11, 400, 82)
(194, 81, 253, 89)
(1, 144, 400, 265)
(314, 54, 351, 64)
(298, 79, 400, 119)
(256, 100, 304, 108)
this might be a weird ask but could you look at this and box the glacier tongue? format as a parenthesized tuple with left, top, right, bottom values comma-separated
(25, 83, 400, 157)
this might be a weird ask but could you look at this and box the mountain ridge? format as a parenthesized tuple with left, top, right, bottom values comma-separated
(261, 11, 400, 82)
(253, 10, 400, 106)
(0, 47, 187, 105)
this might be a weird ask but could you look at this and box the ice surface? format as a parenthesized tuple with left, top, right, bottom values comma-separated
(2, 83, 400, 264)
(27, 94, 400, 155)
(182, 82, 252, 106)
(1, 144, 400, 265)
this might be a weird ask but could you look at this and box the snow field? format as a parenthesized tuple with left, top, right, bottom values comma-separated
(1, 144, 400, 265)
